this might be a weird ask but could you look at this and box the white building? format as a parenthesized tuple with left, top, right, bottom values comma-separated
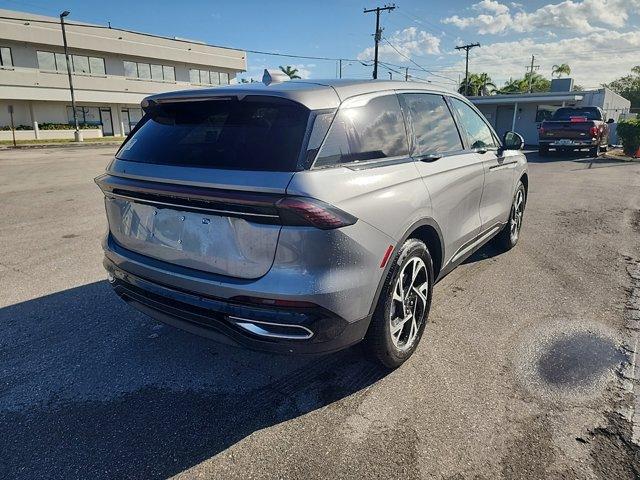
(469, 79, 631, 146)
(0, 9, 246, 139)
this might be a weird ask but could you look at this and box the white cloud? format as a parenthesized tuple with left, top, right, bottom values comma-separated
(443, 0, 640, 35)
(357, 27, 441, 62)
(448, 30, 640, 87)
(473, 0, 509, 14)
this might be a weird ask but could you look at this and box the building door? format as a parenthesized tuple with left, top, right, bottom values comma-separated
(121, 109, 131, 135)
(100, 108, 114, 136)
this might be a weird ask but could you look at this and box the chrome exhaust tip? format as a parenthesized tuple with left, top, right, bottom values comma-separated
(228, 316, 314, 340)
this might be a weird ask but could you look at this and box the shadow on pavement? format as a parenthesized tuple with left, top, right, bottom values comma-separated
(0, 281, 387, 479)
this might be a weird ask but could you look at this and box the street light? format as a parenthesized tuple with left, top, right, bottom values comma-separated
(59, 10, 82, 142)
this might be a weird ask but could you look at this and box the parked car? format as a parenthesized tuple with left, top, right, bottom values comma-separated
(538, 106, 612, 156)
(96, 76, 528, 368)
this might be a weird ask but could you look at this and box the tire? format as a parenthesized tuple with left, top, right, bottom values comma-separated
(366, 238, 434, 369)
(493, 181, 526, 251)
(539, 146, 549, 156)
(589, 144, 601, 157)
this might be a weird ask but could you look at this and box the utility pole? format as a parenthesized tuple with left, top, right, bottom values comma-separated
(455, 42, 480, 96)
(59, 11, 82, 142)
(339, 59, 342, 79)
(363, 4, 396, 80)
(405, 67, 409, 81)
(526, 55, 540, 93)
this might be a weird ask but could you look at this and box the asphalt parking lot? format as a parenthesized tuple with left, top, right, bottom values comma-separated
(1, 146, 639, 479)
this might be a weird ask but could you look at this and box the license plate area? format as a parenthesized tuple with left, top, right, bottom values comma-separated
(105, 197, 281, 278)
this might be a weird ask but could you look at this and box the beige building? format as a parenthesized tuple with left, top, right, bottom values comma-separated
(0, 9, 246, 139)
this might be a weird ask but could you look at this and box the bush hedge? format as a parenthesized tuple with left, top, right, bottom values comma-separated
(617, 117, 640, 156)
(1, 123, 99, 131)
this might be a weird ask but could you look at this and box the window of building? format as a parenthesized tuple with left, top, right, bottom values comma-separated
(37, 50, 106, 75)
(124, 60, 175, 81)
(72, 55, 90, 74)
(162, 65, 175, 82)
(314, 94, 409, 168)
(66, 106, 101, 126)
(37, 51, 56, 71)
(89, 57, 106, 75)
(138, 63, 151, 80)
(0, 47, 13, 67)
(150, 64, 163, 81)
(450, 97, 497, 150)
(401, 93, 463, 155)
(189, 68, 230, 85)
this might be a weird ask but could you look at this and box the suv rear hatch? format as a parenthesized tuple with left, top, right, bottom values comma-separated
(98, 95, 322, 280)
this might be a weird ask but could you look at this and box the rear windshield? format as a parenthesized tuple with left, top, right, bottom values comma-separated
(551, 107, 601, 121)
(116, 96, 310, 171)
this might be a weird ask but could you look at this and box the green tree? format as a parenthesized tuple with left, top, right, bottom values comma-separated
(604, 66, 640, 109)
(552, 63, 571, 78)
(458, 72, 497, 96)
(498, 73, 551, 94)
(279, 65, 301, 79)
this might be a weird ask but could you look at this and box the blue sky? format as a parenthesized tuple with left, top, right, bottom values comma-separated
(2, 0, 639, 88)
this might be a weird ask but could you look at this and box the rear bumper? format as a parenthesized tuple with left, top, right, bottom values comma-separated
(104, 256, 371, 355)
(539, 139, 599, 148)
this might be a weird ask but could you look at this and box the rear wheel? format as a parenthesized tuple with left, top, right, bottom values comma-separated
(493, 181, 526, 251)
(539, 145, 549, 156)
(589, 144, 601, 157)
(366, 239, 433, 369)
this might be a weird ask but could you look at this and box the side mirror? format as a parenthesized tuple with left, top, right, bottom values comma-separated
(503, 131, 524, 150)
(606, 118, 615, 124)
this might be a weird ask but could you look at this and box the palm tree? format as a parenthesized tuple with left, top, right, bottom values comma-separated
(458, 73, 496, 96)
(499, 77, 523, 94)
(475, 73, 497, 96)
(552, 63, 571, 78)
(279, 65, 301, 79)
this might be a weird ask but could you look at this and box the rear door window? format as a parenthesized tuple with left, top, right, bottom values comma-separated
(450, 97, 498, 150)
(313, 93, 409, 168)
(401, 93, 463, 156)
(116, 96, 310, 171)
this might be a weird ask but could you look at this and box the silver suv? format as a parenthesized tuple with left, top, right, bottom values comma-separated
(96, 77, 528, 368)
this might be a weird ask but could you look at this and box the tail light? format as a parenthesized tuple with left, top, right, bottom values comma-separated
(276, 197, 357, 229)
(589, 126, 599, 137)
(538, 126, 545, 135)
(570, 116, 588, 122)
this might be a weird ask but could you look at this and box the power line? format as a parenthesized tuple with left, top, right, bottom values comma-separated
(363, 4, 396, 79)
(381, 37, 458, 82)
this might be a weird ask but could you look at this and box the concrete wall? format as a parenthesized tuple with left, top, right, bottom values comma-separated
(0, 128, 103, 141)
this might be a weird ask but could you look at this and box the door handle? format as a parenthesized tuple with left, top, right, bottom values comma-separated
(416, 154, 442, 162)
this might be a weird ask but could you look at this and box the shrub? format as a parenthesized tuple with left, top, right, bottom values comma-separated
(617, 118, 640, 155)
(38, 123, 98, 130)
(0, 124, 32, 131)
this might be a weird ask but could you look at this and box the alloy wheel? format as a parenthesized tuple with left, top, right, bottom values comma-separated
(510, 189, 525, 243)
(389, 257, 428, 351)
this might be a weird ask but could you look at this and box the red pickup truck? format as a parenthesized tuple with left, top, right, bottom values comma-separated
(538, 107, 612, 156)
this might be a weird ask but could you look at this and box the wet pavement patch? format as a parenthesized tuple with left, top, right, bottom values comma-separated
(537, 333, 626, 387)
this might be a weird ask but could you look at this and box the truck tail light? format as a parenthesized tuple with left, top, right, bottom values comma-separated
(538, 126, 545, 135)
(589, 126, 599, 137)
